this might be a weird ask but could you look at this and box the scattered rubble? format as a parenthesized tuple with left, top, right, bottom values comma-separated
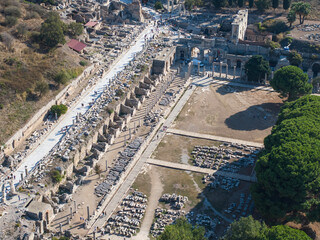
(104, 191, 147, 237)
(150, 207, 186, 238)
(191, 144, 260, 174)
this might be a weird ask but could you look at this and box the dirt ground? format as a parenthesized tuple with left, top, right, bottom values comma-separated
(173, 83, 283, 143)
(132, 166, 152, 198)
(152, 134, 221, 164)
(133, 164, 252, 238)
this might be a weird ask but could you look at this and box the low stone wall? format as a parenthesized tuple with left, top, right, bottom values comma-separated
(3, 63, 99, 155)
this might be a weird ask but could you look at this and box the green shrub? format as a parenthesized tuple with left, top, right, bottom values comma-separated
(262, 19, 288, 34)
(67, 68, 83, 79)
(54, 68, 83, 85)
(26, 3, 47, 18)
(50, 104, 68, 117)
(256, 0, 270, 12)
(115, 89, 124, 97)
(140, 64, 148, 72)
(288, 50, 303, 66)
(50, 170, 62, 183)
(257, 22, 266, 31)
(4, 6, 21, 18)
(35, 81, 49, 97)
(24, 11, 40, 20)
(79, 60, 88, 66)
(68, 22, 83, 37)
(265, 39, 281, 50)
(54, 70, 69, 85)
(5, 16, 18, 27)
(0, 104, 3, 110)
(59, 237, 70, 240)
(280, 36, 293, 47)
(155, 1, 163, 10)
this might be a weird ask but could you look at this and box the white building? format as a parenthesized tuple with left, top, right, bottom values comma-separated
(231, 9, 248, 43)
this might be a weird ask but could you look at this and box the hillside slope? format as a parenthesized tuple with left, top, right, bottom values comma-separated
(0, 0, 83, 145)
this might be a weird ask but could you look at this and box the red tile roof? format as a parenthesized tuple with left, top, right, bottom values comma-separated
(85, 21, 98, 27)
(68, 39, 86, 52)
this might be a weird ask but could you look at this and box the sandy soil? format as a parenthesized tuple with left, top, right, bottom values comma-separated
(173, 84, 283, 143)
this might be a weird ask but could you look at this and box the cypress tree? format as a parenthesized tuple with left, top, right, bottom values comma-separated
(283, 0, 291, 10)
(272, 0, 279, 9)
(249, 0, 254, 8)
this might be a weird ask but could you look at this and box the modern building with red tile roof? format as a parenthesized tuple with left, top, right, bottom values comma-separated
(85, 21, 98, 27)
(67, 39, 86, 53)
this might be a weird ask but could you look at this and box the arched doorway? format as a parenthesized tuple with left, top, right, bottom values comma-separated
(312, 62, 320, 78)
(180, 50, 185, 60)
(203, 49, 211, 63)
(191, 47, 200, 59)
(236, 60, 241, 68)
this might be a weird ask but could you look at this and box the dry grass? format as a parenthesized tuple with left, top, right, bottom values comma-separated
(152, 134, 221, 164)
(192, 173, 206, 190)
(156, 166, 202, 207)
(0, 2, 83, 144)
(132, 171, 152, 198)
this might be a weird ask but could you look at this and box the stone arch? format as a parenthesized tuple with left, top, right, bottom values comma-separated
(191, 47, 200, 59)
(312, 62, 320, 77)
(180, 50, 185, 59)
(236, 60, 242, 68)
(202, 49, 212, 63)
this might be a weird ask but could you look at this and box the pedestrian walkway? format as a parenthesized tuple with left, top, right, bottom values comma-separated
(146, 158, 257, 182)
(166, 128, 264, 148)
(211, 79, 274, 91)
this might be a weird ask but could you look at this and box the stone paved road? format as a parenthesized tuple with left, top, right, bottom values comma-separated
(88, 75, 210, 236)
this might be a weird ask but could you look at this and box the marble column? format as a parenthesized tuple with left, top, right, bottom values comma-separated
(226, 65, 228, 79)
(212, 63, 215, 78)
(74, 201, 77, 213)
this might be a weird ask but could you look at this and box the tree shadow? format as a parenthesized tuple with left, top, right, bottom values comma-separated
(225, 102, 282, 131)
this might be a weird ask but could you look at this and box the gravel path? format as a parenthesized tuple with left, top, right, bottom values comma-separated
(133, 166, 163, 239)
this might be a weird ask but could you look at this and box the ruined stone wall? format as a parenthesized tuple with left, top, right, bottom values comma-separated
(231, 9, 248, 43)
(40, 70, 160, 202)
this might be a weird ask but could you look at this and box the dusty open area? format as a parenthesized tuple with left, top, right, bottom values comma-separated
(173, 83, 283, 143)
(127, 79, 277, 238)
(152, 134, 221, 164)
